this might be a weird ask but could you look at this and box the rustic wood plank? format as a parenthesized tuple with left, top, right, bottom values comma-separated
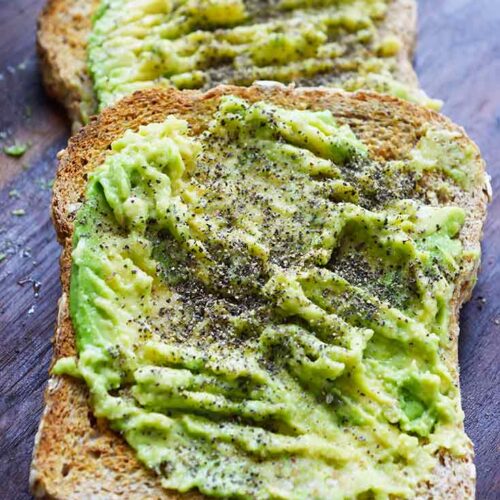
(0, 2, 70, 498)
(0, 0, 498, 498)
(0, 0, 68, 188)
(0, 140, 67, 500)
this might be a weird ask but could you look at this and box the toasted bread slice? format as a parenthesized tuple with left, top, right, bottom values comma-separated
(37, 0, 419, 130)
(31, 84, 488, 498)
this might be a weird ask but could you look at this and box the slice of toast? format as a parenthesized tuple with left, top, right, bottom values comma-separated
(31, 83, 489, 498)
(37, 0, 419, 130)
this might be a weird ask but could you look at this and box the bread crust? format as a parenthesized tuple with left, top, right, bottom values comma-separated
(37, 0, 419, 130)
(30, 84, 488, 498)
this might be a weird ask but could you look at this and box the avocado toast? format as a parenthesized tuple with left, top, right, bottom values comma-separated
(30, 84, 488, 498)
(37, 0, 436, 130)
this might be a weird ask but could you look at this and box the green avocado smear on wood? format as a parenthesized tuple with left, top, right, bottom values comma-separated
(88, 0, 439, 111)
(55, 97, 480, 498)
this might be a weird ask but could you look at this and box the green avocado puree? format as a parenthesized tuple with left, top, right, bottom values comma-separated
(55, 97, 480, 498)
(88, 0, 437, 110)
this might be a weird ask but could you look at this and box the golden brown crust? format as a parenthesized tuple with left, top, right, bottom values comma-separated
(36, 0, 420, 129)
(31, 84, 489, 498)
(37, 0, 99, 131)
(383, 0, 419, 87)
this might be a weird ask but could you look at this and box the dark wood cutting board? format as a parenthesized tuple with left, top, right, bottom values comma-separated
(0, 0, 498, 498)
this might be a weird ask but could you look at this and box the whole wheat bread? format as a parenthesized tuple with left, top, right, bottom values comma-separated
(37, 0, 419, 131)
(30, 83, 489, 498)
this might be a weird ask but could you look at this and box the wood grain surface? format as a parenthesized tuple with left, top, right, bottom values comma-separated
(0, 0, 498, 498)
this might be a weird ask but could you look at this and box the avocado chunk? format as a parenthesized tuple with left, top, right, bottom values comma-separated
(88, 0, 437, 110)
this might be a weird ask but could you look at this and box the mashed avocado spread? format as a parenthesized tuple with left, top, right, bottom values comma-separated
(88, 0, 438, 110)
(55, 97, 480, 498)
